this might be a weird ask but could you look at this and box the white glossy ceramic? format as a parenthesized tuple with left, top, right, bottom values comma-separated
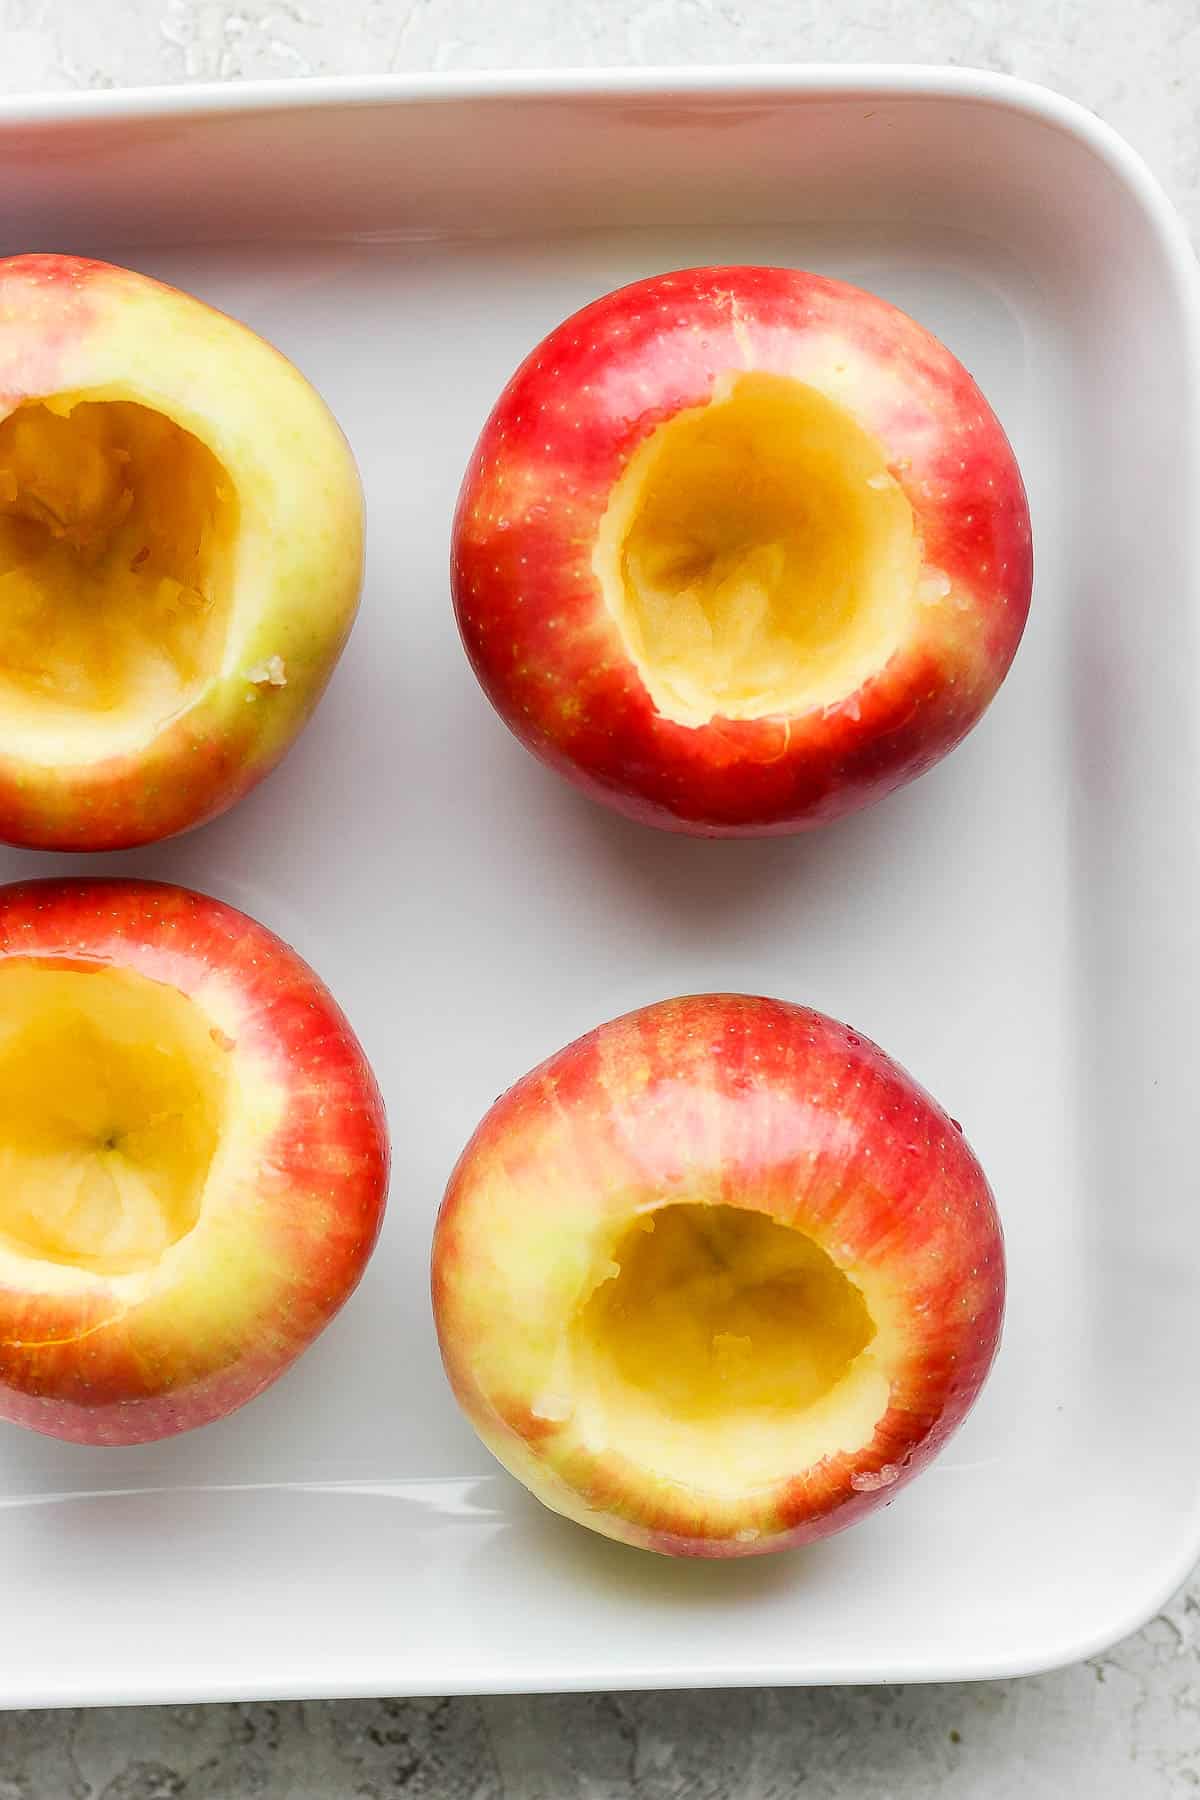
(0, 66, 1197, 1706)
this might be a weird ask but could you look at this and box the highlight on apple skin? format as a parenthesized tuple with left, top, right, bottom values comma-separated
(0, 878, 390, 1445)
(452, 265, 1033, 836)
(432, 993, 1004, 1557)
(0, 253, 364, 850)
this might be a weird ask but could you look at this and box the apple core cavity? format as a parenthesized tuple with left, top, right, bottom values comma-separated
(593, 372, 920, 727)
(0, 396, 238, 761)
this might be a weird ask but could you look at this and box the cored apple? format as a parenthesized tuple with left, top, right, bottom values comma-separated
(0, 878, 389, 1445)
(433, 993, 1003, 1556)
(453, 265, 1032, 834)
(0, 253, 363, 850)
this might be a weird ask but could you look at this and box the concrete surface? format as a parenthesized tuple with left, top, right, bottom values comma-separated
(0, 1, 1198, 1795)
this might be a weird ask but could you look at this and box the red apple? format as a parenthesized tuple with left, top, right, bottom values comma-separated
(0, 878, 389, 1445)
(453, 265, 1032, 835)
(433, 993, 1003, 1557)
(0, 253, 364, 850)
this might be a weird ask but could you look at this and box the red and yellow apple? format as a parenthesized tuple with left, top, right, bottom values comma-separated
(0, 878, 389, 1444)
(453, 265, 1033, 834)
(433, 993, 1003, 1556)
(0, 253, 363, 850)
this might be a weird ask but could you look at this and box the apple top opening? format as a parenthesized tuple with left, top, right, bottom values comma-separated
(593, 372, 921, 728)
(0, 959, 231, 1279)
(0, 395, 239, 763)
(567, 1201, 891, 1494)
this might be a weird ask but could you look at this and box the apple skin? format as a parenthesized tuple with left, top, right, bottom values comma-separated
(0, 253, 363, 850)
(0, 879, 389, 1445)
(453, 265, 1033, 835)
(433, 993, 1004, 1557)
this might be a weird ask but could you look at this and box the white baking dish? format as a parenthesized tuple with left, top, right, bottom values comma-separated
(0, 66, 1196, 1705)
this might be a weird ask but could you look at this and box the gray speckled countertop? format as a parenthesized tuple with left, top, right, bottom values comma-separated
(1, 2, 1198, 1794)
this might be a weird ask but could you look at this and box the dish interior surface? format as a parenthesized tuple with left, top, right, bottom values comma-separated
(0, 72, 1195, 1702)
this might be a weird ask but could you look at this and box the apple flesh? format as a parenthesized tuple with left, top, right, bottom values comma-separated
(0, 879, 389, 1445)
(0, 254, 364, 850)
(433, 994, 1004, 1556)
(453, 266, 1033, 835)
